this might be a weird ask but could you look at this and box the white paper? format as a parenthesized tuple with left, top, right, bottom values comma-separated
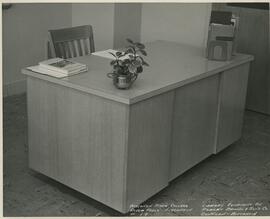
(92, 49, 118, 59)
(92, 49, 132, 60)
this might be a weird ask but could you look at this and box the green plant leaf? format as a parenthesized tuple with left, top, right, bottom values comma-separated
(125, 49, 132, 54)
(137, 66, 143, 73)
(132, 59, 142, 67)
(136, 56, 148, 66)
(108, 52, 116, 58)
(139, 49, 147, 56)
(119, 54, 126, 58)
(137, 56, 143, 61)
(142, 60, 149, 66)
(118, 60, 123, 65)
(126, 38, 134, 44)
(116, 51, 123, 57)
(128, 64, 137, 73)
(135, 43, 145, 49)
(122, 59, 131, 65)
(110, 60, 116, 65)
(125, 46, 136, 53)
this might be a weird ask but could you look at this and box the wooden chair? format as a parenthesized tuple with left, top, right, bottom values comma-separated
(49, 25, 95, 59)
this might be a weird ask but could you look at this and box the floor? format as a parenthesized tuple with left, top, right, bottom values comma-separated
(3, 93, 270, 216)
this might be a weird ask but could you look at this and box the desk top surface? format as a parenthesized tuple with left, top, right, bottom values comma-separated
(22, 40, 254, 104)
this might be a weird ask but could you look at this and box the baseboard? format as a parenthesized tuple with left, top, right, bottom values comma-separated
(3, 80, 26, 97)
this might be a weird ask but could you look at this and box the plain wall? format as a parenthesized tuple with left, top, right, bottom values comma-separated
(140, 3, 212, 49)
(2, 3, 72, 96)
(113, 3, 142, 48)
(71, 3, 114, 51)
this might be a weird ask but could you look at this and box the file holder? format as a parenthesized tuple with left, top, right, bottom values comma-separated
(207, 40, 233, 61)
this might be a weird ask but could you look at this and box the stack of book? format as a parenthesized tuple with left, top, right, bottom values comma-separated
(27, 58, 88, 78)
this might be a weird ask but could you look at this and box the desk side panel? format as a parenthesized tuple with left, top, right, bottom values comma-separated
(27, 77, 59, 178)
(126, 91, 174, 210)
(215, 63, 250, 153)
(27, 77, 128, 212)
(170, 75, 219, 180)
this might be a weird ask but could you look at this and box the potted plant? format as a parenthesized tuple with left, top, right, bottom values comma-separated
(107, 38, 149, 89)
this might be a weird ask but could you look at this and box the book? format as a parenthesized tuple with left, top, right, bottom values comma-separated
(39, 58, 87, 74)
(27, 65, 87, 78)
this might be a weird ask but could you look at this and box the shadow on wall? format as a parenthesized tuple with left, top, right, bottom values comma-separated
(2, 3, 72, 97)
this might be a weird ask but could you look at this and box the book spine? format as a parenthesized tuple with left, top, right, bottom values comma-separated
(39, 63, 86, 74)
(67, 66, 88, 75)
(65, 65, 86, 72)
(67, 67, 88, 76)
(66, 66, 86, 74)
(63, 63, 86, 71)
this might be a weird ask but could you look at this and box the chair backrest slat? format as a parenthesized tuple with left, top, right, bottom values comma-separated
(89, 36, 95, 53)
(76, 39, 83, 56)
(58, 42, 66, 59)
(70, 40, 77, 57)
(65, 42, 72, 58)
(61, 42, 67, 58)
(83, 38, 89, 55)
(62, 42, 69, 59)
(49, 25, 95, 58)
(54, 43, 61, 58)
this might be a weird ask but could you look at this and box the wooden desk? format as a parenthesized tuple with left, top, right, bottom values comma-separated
(22, 41, 253, 213)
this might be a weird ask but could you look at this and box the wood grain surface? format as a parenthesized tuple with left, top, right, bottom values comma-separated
(170, 75, 219, 180)
(126, 91, 174, 210)
(215, 63, 250, 153)
(27, 77, 129, 212)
